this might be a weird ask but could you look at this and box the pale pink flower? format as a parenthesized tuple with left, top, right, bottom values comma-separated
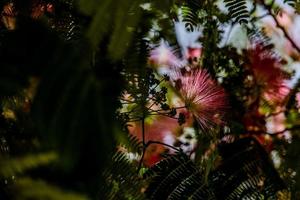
(266, 112, 286, 134)
(296, 92, 300, 109)
(263, 84, 290, 104)
(185, 47, 202, 61)
(171, 69, 227, 129)
(149, 40, 182, 68)
(276, 10, 293, 28)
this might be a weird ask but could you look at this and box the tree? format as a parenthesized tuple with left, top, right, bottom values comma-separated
(0, 0, 300, 199)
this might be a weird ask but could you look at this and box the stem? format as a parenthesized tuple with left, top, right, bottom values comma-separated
(154, 113, 179, 120)
(149, 105, 186, 113)
(137, 115, 146, 173)
(120, 98, 134, 103)
(137, 146, 146, 172)
(270, 125, 300, 135)
(137, 138, 181, 173)
(126, 118, 142, 123)
(142, 117, 146, 146)
(147, 102, 156, 110)
(146, 140, 181, 152)
(248, 125, 300, 135)
(265, 110, 285, 118)
(151, 77, 166, 91)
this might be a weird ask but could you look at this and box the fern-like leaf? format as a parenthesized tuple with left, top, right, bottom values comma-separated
(181, 6, 199, 32)
(145, 153, 215, 200)
(145, 138, 287, 200)
(101, 151, 145, 200)
(224, 0, 249, 24)
(212, 137, 287, 199)
(284, 0, 296, 7)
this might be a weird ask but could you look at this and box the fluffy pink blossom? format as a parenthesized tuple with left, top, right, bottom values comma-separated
(171, 69, 227, 129)
(276, 10, 293, 29)
(149, 41, 182, 68)
(185, 47, 202, 62)
(296, 92, 300, 109)
(248, 44, 290, 104)
(263, 85, 290, 104)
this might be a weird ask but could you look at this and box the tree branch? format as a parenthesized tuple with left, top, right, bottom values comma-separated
(248, 125, 300, 136)
(261, 0, 300, 53)
(137, 139, 181, 172)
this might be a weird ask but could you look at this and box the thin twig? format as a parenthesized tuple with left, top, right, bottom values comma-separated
(137, 139, 181, 172)
(120, 98, 135, 103)
(142, 117, 145, 146)
(137, 146, 146, 172)
(265, 110, 285, 118)
(149, 106, 186, 113)
(137, 115, 146, 172)
(146, 140, 181, 152)
(248, 125, 300, 135)
(151, 77, 167, 91)
(270, 125, 300, 135)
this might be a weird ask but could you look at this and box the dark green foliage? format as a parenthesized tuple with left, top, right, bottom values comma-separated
(0, 20, 57, 97)
(118, 65, 186, 129)
(213, 138, 286, 199)
(78, 0, 143, 59)
(31, 37, 122, 199)
(32, 42, 116, 169)
(118, 132, 143, 154)
(145, 153, 215, 200)
(0, 0, 121, 198)
(180, 0, 229, 32)
(100, 151, 145, 200)
(122, 11, 152, 71)
(283, 135, 300, 199)
(146, 138, 287, 200)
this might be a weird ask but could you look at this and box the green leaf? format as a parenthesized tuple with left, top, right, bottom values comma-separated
(12, 177, 89, 200)
(0, 152, 57, 177)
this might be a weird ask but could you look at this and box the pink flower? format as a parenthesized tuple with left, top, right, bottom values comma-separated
(248, 44, 289, 104)
(263, 84, 290, 104)
(185, 47, 202, 62)
(171, 69, 227, 129)
(296, 92, 300, 109)
(149, 41, 182, 68)
(266, 112, 286, 134)
(276, 10, 293, 28)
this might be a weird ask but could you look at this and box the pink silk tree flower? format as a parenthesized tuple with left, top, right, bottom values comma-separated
(248, 44, 290, 104)
(149, 40, 182, 68)
(263, 84, 290, 104)
(171, 69, 227, 130)
(296, 92, 300, 109)
(266, 111, 286, 134)
(185, 47, 202, 63)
